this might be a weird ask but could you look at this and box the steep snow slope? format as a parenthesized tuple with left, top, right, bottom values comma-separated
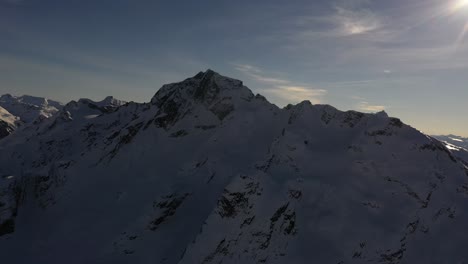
(0, 106, 21, 139)
(0, 70, 468, 264)
(0, 94, 63, 123)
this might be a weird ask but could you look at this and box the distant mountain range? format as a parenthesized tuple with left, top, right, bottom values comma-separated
(0, 94, 63, 123)
(1, 70, 468, 263)
(432, 135, 468, 164)
(432, 135, 468, 150)
(0, 95, 125, 139)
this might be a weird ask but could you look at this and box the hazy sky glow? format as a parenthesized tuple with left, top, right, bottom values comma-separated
(1, 0, 467, 136)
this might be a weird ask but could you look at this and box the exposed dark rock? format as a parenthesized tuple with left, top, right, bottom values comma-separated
(170, 130, 188, 138)
(195, 125, 217, 130)
(0, 218, 15, 236)
(217, 191, 249, 218)
(210, 100, 234, 121)
(0, 120, 15, 139)
(194, 70, 220, 104)
(148, 193, 190, 231)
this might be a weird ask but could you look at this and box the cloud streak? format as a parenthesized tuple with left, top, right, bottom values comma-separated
(234, 63, 327, 105)
(290, 1, 383, 38)
(357, 101, 385, 112)
(233, 64, 289, 85)
(351, 95, 386, 112)
(272, 86, 327, 104)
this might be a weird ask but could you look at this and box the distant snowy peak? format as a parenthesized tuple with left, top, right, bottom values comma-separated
(0, 94, 62, 109)
(0, 94, 63, 123)
(433, 135, 468, 149)
(433, 135, 468, 163)
(77, 96, 126, 112)
(56, 96, 127, 122)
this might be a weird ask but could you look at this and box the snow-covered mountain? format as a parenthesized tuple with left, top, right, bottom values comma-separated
(1, 70, 468, 263)
(0, 106, 21, 139)
(0, 94, 63, 124)
(0, 94, 125, 140)
(433, 135, 468, 163)
(433, 135, 468, 150)
(58, 96, 127, 122)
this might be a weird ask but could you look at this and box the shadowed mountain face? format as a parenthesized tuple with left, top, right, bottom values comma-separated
(0, 70, 468, 264)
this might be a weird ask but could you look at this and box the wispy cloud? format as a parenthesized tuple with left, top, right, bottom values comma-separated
(291, 1, 383, 38)
(233, 64, 289, 85)
(333, 5, 382, 36)
(357, 101, 385, 112)
(321, 79, 377, 88)
(350, 95, 366, 101)
(350, 94, 386, 112)
(234, 63, 327, 105)
(271, 86, 327, 104)
(279, 1, 468, 74)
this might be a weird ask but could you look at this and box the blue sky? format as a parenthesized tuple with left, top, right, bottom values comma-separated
(1, 0, 467, 136)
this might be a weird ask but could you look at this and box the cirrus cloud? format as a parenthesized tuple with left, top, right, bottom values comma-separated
(357, 101, 386, 112)
(269, 86, 327, 104)
(233, 63, 327, 105)
(334, 5, 382, 36)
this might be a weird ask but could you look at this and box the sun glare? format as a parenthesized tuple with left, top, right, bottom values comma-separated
(449, 0, 468, 47)
(453, 0, 468, 12)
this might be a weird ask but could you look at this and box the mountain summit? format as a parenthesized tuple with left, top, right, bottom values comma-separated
(150, 70, 257, 130)
(0, 70, 467, 264)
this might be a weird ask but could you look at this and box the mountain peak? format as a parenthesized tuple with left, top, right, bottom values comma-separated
(151, 70, 246, 107)
(193, 69, 217, 79)
(77, 96, 125, 108)
(193, 70, 222, 103)
(194, 69, 244, 101)
(149, 70, 256, 129)
(0, 94, 13, 100)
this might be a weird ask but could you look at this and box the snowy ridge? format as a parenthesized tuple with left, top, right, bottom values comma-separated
(77, 96, 126, 111)
(0, 94, 63, 124)
(0, 94, 63, 109)
(0, 94, 126, 139)
(0, 70, 468, 263)
(56, 96, 127, 122)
